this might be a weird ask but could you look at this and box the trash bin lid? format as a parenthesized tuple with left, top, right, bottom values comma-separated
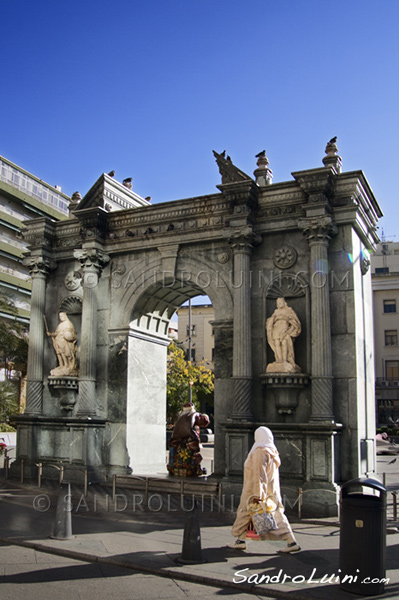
(341, 476, 386, 497)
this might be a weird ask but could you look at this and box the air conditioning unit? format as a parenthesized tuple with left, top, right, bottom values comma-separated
(393, 381, 399, 386)
(380, 380, 389, 387)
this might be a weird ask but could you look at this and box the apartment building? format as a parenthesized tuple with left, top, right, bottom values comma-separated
(372, 239, 399, 424)
(0, 155, 70, 323)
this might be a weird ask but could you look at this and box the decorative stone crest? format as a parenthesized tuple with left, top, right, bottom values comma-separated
(217, 252, 230, 264)
(212, 150, 252, 185)
(361, 253, 371, 275)
(64, 270, 83, 291)
(273, 246, 297, 270)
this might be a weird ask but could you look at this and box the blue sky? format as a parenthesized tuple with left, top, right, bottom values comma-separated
(1, 0, 398, 239)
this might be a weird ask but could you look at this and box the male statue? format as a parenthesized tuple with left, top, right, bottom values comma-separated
(266, 297, 301, 373)
(47, 312, 79, 377)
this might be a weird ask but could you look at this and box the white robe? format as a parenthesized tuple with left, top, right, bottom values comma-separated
(231, 446, 294, 541)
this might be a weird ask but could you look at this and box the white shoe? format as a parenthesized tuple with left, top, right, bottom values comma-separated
(277, 542, 301, 554)
(226, 539, 247, 550)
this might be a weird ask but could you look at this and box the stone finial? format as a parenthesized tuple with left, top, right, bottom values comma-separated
(123, 177, 133, 189)
(254, 150, 273, 186)
(69, 191, 82, 215)
(322, 137, 342, 173)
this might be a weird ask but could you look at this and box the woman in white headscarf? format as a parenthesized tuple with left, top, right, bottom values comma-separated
(227, 426, 300, 553)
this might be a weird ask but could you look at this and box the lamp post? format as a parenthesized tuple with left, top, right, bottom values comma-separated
(188, 297, 192, 403)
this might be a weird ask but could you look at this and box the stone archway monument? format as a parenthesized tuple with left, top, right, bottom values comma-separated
(15, 139, 382, 516)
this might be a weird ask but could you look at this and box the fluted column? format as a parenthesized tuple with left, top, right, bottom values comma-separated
(23, 256, 56, 414)
(226, 227, 261, 420)
(74, 248, 109, 415)
(300, 216, 336, 420)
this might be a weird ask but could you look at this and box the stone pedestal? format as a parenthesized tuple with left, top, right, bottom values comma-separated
(47, 376, 78, 413)
(260, 373, 310, 414)
(269, 421, 342, 517)
(11, 415, 108, 483)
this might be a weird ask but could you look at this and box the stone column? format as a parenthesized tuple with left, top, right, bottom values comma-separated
(300, 216, 336, 421)
(74, 248, 109, 416)
(22, 256, 56, 414)
(226, 227, 261, 420)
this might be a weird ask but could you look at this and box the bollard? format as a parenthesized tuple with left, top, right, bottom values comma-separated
(37, 463, 42, 488)
(51, 481, 73, 540)
(177, 499, 206, 564)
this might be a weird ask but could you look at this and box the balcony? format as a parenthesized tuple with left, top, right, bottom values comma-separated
(0, 157, 69, 216)
(376, 378, 399, 387)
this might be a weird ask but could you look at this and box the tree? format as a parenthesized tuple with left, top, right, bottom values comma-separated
(166, 342, 214, 425)
(0, 293, 29, 379)
(0, 379, 20, 427)
(0, 292, 29, 428)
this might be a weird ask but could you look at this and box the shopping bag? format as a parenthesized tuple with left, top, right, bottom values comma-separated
(248, 497, 278, 535)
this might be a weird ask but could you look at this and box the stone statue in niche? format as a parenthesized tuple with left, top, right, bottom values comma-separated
(47, 312, 79, 376)
(266, 297, 301, 373)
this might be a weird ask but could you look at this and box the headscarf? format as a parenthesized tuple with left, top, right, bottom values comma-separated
(244, 426, 279, 467)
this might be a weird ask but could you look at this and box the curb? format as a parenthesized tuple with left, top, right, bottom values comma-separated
(0, 535, 313, 600)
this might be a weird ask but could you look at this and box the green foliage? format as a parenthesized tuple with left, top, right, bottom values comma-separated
(0, 293, 29, 377)
(166, 342, 214, 425)
(0, 380, 20, 424)
(0, 422, 16, 432)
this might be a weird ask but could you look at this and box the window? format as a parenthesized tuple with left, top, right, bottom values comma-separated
(186, 349, 196, 362)
(385, 360, 399, 381)
(385, 330, 398, 346)
(384, 300, 396, 313)
(186, 324, 196, 337)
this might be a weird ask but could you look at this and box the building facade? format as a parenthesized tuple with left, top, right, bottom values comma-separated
(177, 303, 214, 368)
(0, 155, 70, 324)
(372, 239, 399, 425)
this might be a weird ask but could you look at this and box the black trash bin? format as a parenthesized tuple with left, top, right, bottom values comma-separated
(339, 477, 387, 596)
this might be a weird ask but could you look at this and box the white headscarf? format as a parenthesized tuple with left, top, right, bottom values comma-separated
(244, 426, 278, 467)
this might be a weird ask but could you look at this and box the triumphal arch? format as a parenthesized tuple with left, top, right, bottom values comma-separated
(15, 140, 382, 515)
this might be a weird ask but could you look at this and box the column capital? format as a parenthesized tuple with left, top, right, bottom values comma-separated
(22, 255, 56, 277)
(74, 248, 110, 272)
(298, 216, 337, 246)
(223, 225, 262, 254)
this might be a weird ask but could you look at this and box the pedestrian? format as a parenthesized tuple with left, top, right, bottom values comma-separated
(227, 426, 300, 553)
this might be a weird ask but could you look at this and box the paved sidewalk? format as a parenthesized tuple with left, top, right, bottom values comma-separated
(1, 475, 398, 600)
